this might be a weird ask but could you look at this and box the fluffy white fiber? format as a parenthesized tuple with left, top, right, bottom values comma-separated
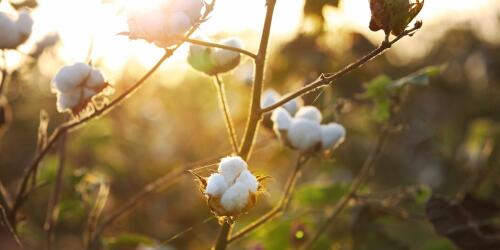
(211, 37, 244, 68)
(287, 118, 322, 151)
(271, 106, 347, 153)
(188, 35, 245, 75)
(126, 0, 203, 47)
(320, 123, 346, 149)
(0, 10, 33, 49)
(205, 156, 259, 214)
(52, 63, 107, 113)
(261, 88, 300, 115)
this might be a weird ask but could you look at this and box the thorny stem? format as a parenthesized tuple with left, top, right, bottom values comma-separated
(239, 0, 277, 160)
(260, 24, 422, 114)
(185, 38, 258, 59)
(302, 126, 392, 249)
(44, 132, 67, 250)
(214, 75, 239, 154)
(228, 155, 309, 244)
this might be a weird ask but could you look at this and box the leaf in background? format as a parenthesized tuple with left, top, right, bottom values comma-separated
(426, 194, 500, 250)
(390, 65, 444, 89)
(103, 233, 156, 250)
(363, 75, 393, 122)
(295, 182, 350, 207)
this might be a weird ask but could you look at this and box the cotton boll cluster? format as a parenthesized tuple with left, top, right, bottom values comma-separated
(271, 106, 346, 154)
(188, 36, 245, 75)
(201, 156, 261, 217)
(126, 0, 203, 47)
(0, 10, 33, 49)
(51, 63, 109, 115)
(261, 88, 301, 129)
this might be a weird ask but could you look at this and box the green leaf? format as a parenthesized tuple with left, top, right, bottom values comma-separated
(103, 233, 156, 250)
(295, 182, 350, 207)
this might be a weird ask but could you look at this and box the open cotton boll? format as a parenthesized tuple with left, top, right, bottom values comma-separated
(16, 11, 33, 38)
(218, 156, 248, 184)
(236, 170, 259, 193)
(0, 12, 22, 49)
(187, 34, 216, 74)
(85, 69, 106, 89)
(56, 90, 81, 112)
(271, 107, 293, 133)
(283, 98, 300, 115)
(295, 106, 322, 123)
(321, 123, 346, 149)
(205, 173, 229, 197)
(211, 37, 244, 73)
(287, 118, 322, 152)
(168, 0, 203, 20)
(261, 89, 280, 109)
(220, 182, 250, 212)
(166, 12, 191, 37)
(82, 88, 97, 100)
(52, 63, 91, 93)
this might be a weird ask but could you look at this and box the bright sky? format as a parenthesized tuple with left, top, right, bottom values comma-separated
(2, 0, 500, 80)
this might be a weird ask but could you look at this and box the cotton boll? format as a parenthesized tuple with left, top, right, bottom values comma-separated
(271, 107, 293, 132)
(295, 106, 322, 123)
(187, 34, 216, 74)
(166, 12, 191, 38)
(261, 89, 280, 109)
(287, 118, 322, 152)
(283, 98, 300, 115)
(0, 12, 21, 49)
(320, 123, 346, 149)
(220, 182, 250, 212)
(218, 156, 248, 184)
(52, 63, 91, 93)
(57, 90, 81, 112)
(168, 0, 203, 20)
(16, 11, 33, 37)
(85, 69, 105, 89)
(211, 37, 244, 73)
(236, 170, 259, 193)
(205, 173, 229, 197)
(82, 88, 97, 100)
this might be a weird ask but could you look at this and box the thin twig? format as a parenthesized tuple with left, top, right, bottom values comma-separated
(85, 179, 110, 250)
(44, 132, 67, 250)
(302, 126, 392, 249)
(1, 206, 22, 247)
(163, 217, 215, 244)
(228, 155, 309, 244)
(260, 24, 422, 114)
(214, 75, 239, 153)
(185, 38, 257, 59)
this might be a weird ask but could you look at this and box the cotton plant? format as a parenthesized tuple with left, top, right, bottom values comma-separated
(193, 156, 265, 219)
(187, 35, 245, 75)
(261, 88, 301, 129)
(51, 63, 110, 115)
(126, 0, 203, 47)
(0, 10, 33, 49)
(272, 105, 346, 154)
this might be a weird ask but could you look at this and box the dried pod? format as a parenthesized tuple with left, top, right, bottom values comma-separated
(369, 0, 424, 36)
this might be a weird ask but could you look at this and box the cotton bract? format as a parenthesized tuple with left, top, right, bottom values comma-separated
(271, 106, 347, 153)
(202, 156, 260, 217)
(188, 36, 245, 75)
(51, 63, 109, 114)
(126, 0, 203, 47)
(0, 10, 33, 49)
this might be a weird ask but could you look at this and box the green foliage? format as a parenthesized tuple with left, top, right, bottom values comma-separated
(295, 182, 350, 207)
(103, 233, 156, 250)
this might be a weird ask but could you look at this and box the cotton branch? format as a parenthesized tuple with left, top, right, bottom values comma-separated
(260, 22, 422, 114)
(214, 75, 239, 153)
(185, 38, 258, 59)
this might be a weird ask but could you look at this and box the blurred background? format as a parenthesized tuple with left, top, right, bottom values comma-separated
(1, 0, 500, 249)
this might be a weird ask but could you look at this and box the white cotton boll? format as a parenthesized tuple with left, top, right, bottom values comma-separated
(52, 63, 91, 93)
(16, 11, 33, 37)
(271, 107, 293, 132)
(205, 173, 229, 197)
(57, 90, 81, 112)
(220, 182, 250, 212)
(320, 123, 346, 149)
(287, 118, 322, 152)
(236, 170, 259, 193)
(261, 89, 280, 109)
(85, 69, 105, 89)
(295, 106, 322, 123)
(169, 0, 203, 20)
(141, 10, 167, 40)
(166, 12, 191, 37)
(218, 156, 248, 184)
(283, 98, 300, 115)
(212, 37, 244, 69)
(0, 12, 21, 49)
(82, 88, 97, 100)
